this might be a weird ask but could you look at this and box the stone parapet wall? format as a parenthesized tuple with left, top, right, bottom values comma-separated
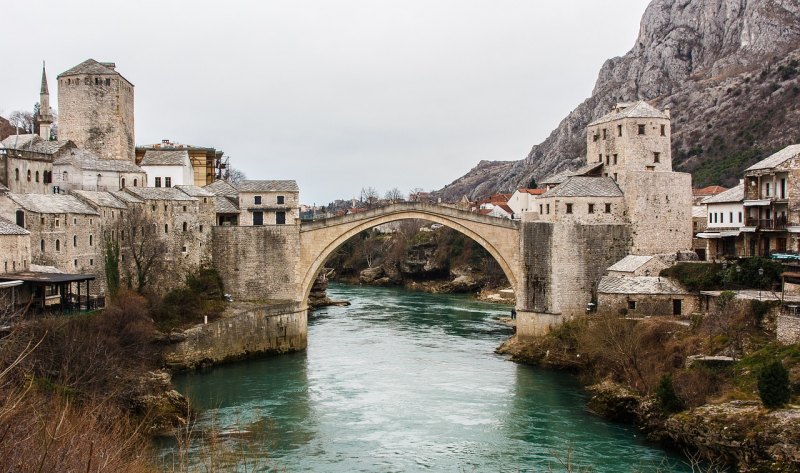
(162, 302, 307, 370)
(776, 315, 800, 344)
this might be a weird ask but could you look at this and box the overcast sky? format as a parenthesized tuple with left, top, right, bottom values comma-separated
(2, 0, 651, 205)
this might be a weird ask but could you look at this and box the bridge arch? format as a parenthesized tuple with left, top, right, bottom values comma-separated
(298, 203, 521, 307)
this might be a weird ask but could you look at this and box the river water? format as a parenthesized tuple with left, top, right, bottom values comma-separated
(167, 284, 692, 472)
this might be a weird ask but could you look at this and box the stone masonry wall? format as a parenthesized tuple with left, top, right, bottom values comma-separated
(777, 315, 800, 344)
(162, 302, 307, 370)
(624, 171, 693, 255)
(0, 233, 30, 274)
(212, 225, 301, 302)
(598, 292, 699, 317)
(58, 74, 135, 162)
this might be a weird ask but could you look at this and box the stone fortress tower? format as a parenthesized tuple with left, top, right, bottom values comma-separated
(57, 59, 135, 162)
(37, 63, 54, 140)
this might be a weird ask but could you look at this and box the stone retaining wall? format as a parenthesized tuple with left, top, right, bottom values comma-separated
(776, 314, 800, 344)
(162, 301, 307, 370)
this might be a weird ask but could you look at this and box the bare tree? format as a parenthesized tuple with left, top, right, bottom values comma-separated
(226, 166, 246, 184)
(115, 206, 168, 294)
(7, 110, 34, 134)
(360, 186, 380, 207)
(384, 188, 405, 203)
(409, 187, 429, 203)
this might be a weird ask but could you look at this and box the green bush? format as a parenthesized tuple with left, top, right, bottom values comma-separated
(655, 373, 685, 413)
(758, 361, 791, 408)
(152, 267, 226, 332)
(660, 263, 722, 291)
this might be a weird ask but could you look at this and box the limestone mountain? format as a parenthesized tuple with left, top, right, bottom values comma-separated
(436, 0, 800, 201)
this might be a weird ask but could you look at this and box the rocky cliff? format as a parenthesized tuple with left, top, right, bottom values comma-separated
(436, 0, 800, 201)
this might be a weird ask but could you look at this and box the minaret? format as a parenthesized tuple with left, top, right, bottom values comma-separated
(37, 62, 54, 140)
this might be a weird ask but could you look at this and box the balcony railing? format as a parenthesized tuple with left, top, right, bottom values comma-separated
(745, 217, 794, 229)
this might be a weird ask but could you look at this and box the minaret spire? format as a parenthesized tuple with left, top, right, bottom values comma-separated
(38, 61, 53, 139)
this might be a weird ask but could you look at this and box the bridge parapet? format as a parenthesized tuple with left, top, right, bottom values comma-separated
(301, 202, 520, 232)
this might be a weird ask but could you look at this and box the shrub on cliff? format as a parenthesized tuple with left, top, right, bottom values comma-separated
(152, 266, 226, 331)
(655, 373, 685, 413)
(758, 361, 791, 408)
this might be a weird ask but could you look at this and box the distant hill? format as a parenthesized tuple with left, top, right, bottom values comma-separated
(435, 0, 800, 201)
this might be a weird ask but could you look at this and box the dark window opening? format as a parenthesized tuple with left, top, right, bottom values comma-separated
(617, 124, 622, 137)
(276, 211, 286, 225)
(613, 154, 618, 164)
(155, 177, 161, 187)
(566, 203, 573, 214)
(638, 124, 646, 135)
(605, 203, 611, 213)
(254, 195, 262, 204)
(628, 300, 636, 310)
(15, 210, 24, 227)
(277, 195, 285, 205)
(588, 203, 595, 213)
(602, 128, 607, 140)
(660, 124, 666, 136)
(165, 177, 172, 187)
(253, 211, 264, 226)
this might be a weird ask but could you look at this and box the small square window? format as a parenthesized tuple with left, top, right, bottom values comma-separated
(653, 152, 660, 163)
(183, 205, 187, 212)
(628, 300, 636, 310)
(588, 203, 595, 213)
(254, 196, 262, 205)
(277, 196, 285, 205)
(605, 203, 611, 213)
(566, 203, 573, 214)
(638, 124, 646, 135)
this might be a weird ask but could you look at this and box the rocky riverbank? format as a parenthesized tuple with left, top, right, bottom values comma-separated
(497, 314, 800, 472)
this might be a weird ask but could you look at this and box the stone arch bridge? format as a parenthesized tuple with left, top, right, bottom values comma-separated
(213, 202, 630, 339)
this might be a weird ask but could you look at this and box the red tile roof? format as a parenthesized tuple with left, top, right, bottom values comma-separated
(517, 188, 545, 195)
(693, 185, 728, 196)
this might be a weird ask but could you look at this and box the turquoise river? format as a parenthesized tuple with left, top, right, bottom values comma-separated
(166, 284, 695, 472)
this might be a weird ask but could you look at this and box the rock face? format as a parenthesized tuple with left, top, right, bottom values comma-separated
(436, 0, 800, 201)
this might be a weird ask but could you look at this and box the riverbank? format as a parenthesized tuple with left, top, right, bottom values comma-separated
(496, 312, 800, 472)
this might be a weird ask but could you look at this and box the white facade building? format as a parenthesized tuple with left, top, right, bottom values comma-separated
(140, 150, 193, 188)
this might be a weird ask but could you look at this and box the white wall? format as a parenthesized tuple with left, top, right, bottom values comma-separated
(706, 202, 744, 229)
(142, 165, 192, 187)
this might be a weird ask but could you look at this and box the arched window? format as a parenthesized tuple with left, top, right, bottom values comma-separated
(164, 224, 169, 234)
(15, 169, 19, 181)
(182, 222, 188, 232)
(27, 170, 31, 182)
(73, 235, 77, 247)
(121, 177, 126, 188)
(133, 178, 138, 187)
(15, 210, 24, 227)
(35, 171, 40, 183)
(55, 239, 60, 251)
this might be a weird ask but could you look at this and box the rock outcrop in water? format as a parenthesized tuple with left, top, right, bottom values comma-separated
(436, 0, 800, 201)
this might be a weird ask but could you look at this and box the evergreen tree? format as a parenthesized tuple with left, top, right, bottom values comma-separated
(655, 373, 685, 413)
(528, 177, 538, 189)
(758, 361, 791, 408)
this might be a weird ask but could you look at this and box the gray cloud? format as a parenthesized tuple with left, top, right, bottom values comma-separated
(2, 0, 650, 204)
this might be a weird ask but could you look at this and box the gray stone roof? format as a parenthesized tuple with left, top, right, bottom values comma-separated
(54, 148, 144, 172)
(540, 163, 602, 185)
(598, 276, 690, 295)
(110, 190, 143, 204)
(541, 177, 623, 198)
(175, 185, 215, 198)
(701, 183, 744, 204)
(214, 196, 239, 214)
(124, 187, 197, 201)
(204, 180, 239, 197)
(0, 216, 29, 235)
(237, 180, 299, 193)
(58, 59, 118, 77)
(588, 101, 669, 126)
(692, 205, 708, 218)
(745, 144, 800, 172)
(1, 134, 73, 155)
(0, 183, 8, 193)
(72, 190, 128, 209)
(8, 193, 99, 215)
(607, 255, 653, 273)
(140, 150, 189, 166)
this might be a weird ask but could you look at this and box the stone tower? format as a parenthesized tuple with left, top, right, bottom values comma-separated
(37, 62, 54, 140)
(57, 59, 135, 162)
(585, 101, 672, 192)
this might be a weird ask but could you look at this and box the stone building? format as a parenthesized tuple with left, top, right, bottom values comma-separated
(0, 193, 101, 276)
(236, 180, 300, 226)
(0, 134, 74, 194)
(742, 144, 800, 257)
(508, 188, 544, 217)
(53, 148, 146, 192)
(123, 186, 215, 267)
(57, 59, 135, 162)
(534, 177, 625, 225)
(696, 183, 744, 260)
(597, 276, 698, 317)
(136, 140, 225, 187)
(203, 180, 240, 225)
(139, 150, 194, 188)
(0, 216, 31, 274)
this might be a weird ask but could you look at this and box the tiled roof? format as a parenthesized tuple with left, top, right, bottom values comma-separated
(496, 204, 514, 214)
(745, 144, 800, 172)
(598, 276, 690, 295)
(8, 193, 99, 215)
(110, 190, 143, 204)
(701, 183, 744, 205)
(0, 183, 8, 193)
(1, 134, 73, 155)
(140, 150, 189, 166)
(237, 180, 299, 192)
(541, 177, 623, 198)
(203, 180, 239, 197)
(516, 188, 545, 195)
(0, 216, 29, 235)
(693, 185, 728, 196)
(54, 148, 144, 172)
(58, 59, 117, 77)
(72, 190, 128, 209)
(588, 101, 669, 126)
(607, 255, 653, 273)
(214, 196, 239, 214)
(124, 187, 197, 201)
(175, 185, 215, 198)
(540, 163, 602, 185)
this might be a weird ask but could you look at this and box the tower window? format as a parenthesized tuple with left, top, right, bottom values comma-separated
(602, 128, 607, 140)
(617, 125, 622, 137)
(613, 154, 618, 164)
(638, 124, 646, 135)
(660, 124, 666, 136)
(588, 203, 595, 214)
(653, 152, 660, 163)
(598, 154, 602, 163)
(27, 170, 31, 182)
(15, 168, 19, 181)
(605, 203, 612, 213)
(605, 155, 609, 165)
(566, 203, 573, 214)
(35, 171, 39, 183)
